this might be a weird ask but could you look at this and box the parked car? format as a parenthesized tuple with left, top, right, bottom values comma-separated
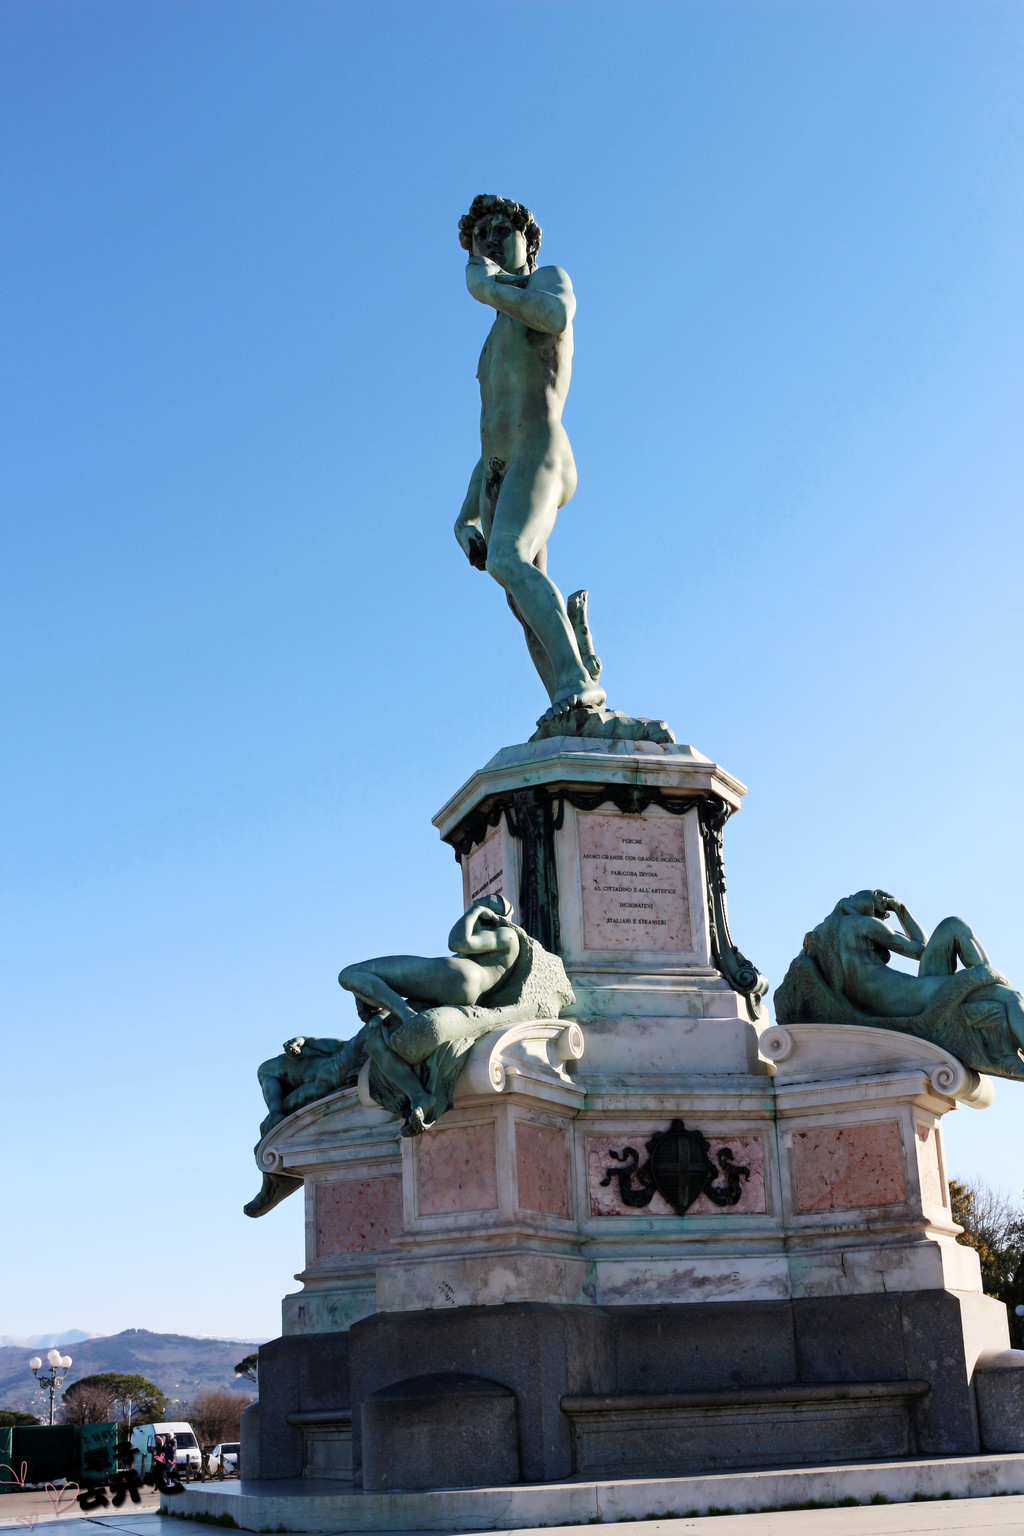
(207, 1442, 239, 1477)
(130, 1421, 202, 1478)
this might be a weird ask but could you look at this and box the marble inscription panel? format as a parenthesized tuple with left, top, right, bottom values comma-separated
(587, 1135, 767, 1217)
(578, 812, 692, 951)
(516, 1122, 570, 1217)
(417, 1122, 499, 1215)
(464, 828, 504, 907)
(915, 1122, 946, 1208)
(792, 1120, 906, 1212)
(316, 1176, 403, 1256)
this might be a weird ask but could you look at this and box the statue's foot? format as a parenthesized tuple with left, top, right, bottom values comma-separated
(530, 704, 676, 745)
(538, 682, 607, 725)
(244, 1170, 303, 1218)
(400, 1097, 437, 1138)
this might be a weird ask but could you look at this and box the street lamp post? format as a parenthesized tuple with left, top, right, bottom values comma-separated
(28, 1349, 72, 1427)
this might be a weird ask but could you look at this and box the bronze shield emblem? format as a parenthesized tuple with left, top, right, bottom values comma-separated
(649, 1119, 712, 1214)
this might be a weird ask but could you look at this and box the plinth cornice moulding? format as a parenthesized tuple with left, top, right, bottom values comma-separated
(759, 1022, 994, 1108)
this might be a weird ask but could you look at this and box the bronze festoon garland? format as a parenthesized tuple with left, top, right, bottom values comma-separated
(504, 788, 564, 954)
(696, 796, 769, 1022)
(444, 784, 767, 1020)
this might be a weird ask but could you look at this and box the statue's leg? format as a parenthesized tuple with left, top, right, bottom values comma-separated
(339, 966, 419, 1024)
(920, 917, 991, 976)
(363, 1018, 436, 1126)
(245, 1171, 303, 1218)
(257, 1063, 286, 1126)
(387, 1005, 479, 1066)
(506, 585, 557, 701)
(970, 982, 1024, 1050)
(485, 451, 606, 718)
(340, 956, 488, 1014)
(1000, 987, 1024, 1055)
(287, 1038, 363, 1109)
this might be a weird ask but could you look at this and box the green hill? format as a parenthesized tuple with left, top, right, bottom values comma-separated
(0, 1329, 261, 1416)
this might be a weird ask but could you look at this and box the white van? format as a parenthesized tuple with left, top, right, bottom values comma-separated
(130, 1421, 201, 1477)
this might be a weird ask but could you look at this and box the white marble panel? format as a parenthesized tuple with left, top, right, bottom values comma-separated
(375, 1250, 591, 1311)
(578, 812, 692, 951)
(595, 1254, 791, 1305)
(462, 826, 505, 908)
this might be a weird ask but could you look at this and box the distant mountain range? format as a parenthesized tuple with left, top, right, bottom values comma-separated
(0, 1329, 262, 1415)
(0, 1330, 97, 1349)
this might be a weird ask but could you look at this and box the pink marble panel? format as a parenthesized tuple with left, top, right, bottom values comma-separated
(516, 1123, 570, 1217)
(463, 829, 504, 907)
(792, 1121, 905, 1213)
(417, 1122, 499, 1215)
(315, 1176, 403, 1255)
(588, 1135, 766, 1217)
(578, 813, 692, 951)
(915, 1122, 946, 1207)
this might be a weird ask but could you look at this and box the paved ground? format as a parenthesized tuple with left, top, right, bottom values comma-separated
(0, 1488, 162, 1527)
(5, 1497, 1024, 1534)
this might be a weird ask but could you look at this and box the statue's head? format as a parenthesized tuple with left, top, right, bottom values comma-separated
(480, 893, 514, 920)
(459, 194, 541, 274)
(836, 889, 886, 919)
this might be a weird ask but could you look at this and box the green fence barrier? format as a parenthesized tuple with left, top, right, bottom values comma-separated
(12, 1425, 76, 1486)
(0, 1427, 14, 1492)
(76, 1424, 117, 1484)
(8, 1424, 119, 1488)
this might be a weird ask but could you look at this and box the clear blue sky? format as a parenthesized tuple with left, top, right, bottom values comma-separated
(2, 1, 1022, 1344)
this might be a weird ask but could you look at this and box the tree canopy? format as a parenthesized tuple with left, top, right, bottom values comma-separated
(0, 1409, 41, 1427)
(234, 1354, 258, 1385)
(64, 1373, 167, 1425)
(187, 1389, 253, 1446)
(950, 1178, 1024, 1345)
(59, 1383, 114, 1426)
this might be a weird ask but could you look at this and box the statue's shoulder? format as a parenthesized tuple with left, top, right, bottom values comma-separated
(529, 263, 573, 293)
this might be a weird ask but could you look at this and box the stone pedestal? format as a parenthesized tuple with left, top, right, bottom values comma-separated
(434, 737, 767, 1033)
(239, 737, 1024, 1501)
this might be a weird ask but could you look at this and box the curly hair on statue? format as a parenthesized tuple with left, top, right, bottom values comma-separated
(458, 194, 542, 272)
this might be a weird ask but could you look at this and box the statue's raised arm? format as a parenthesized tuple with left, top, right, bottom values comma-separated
(465, 255, 575, 336)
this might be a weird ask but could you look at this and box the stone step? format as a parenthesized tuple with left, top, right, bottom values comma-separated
(179, 1451, 1024, 1533)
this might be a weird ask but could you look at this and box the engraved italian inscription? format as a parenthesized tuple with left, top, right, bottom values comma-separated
(464, 827, 504, 907)
(579, 812, 692, 951)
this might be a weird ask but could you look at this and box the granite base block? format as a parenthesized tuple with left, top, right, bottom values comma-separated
(254, 1288, 1016, 1491)
(350, 1302, 613, 1484)
(974, 1350, 1024, 1453)
(561, 1380, 926, 1479)
(361, 1374, 519, 1491)
(256, 1332, 352, 1480)
(286, 1410, 353, 1481)
(239, 1403, 259, 1481)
